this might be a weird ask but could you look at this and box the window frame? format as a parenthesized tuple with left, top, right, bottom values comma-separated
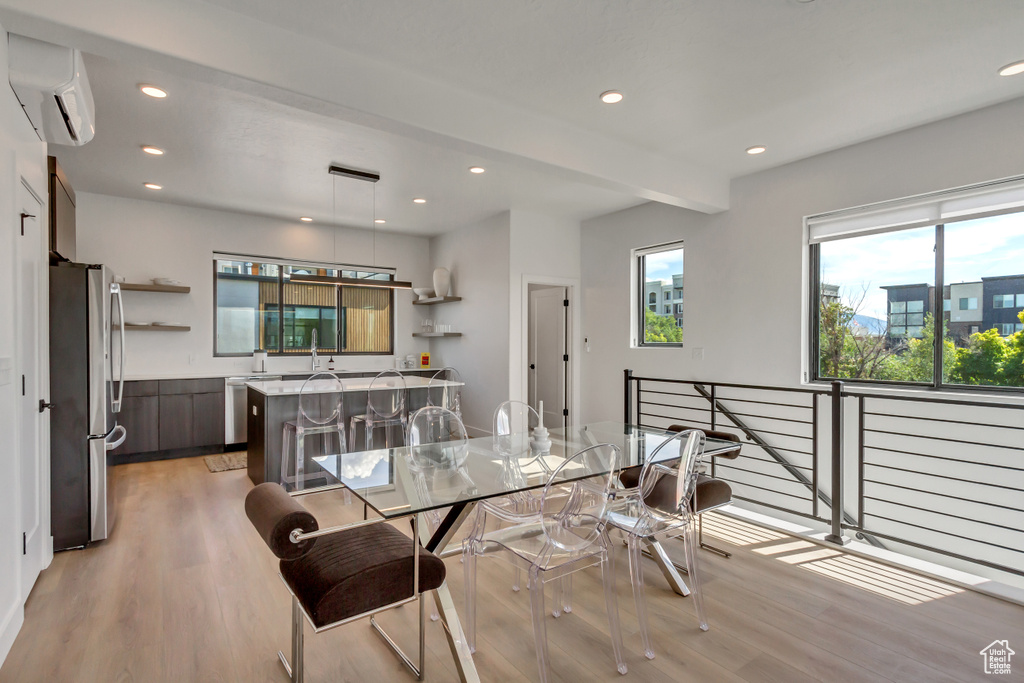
(808, 209, 1024, 394)
(213, 254, 396, 358)
(633, 241, 685, 348)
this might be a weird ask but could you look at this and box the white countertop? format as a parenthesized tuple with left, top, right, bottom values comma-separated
(246, 376, 462, 396)
(124, 368, 442, 382)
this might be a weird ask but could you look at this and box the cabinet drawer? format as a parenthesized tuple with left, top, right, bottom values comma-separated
(159, 378, 224, 395)
(124, 380, 159, 397)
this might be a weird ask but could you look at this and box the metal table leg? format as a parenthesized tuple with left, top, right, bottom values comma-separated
(642, 539, 691, 597)
(424, 502, 481, 683)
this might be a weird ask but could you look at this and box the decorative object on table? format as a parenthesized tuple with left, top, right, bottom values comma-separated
(406, 354, 417, 369)
(413, 287, 433, 301)
(432, 267, 451, 298)
(420, 352, 431, 368)
(530, 400, 552, 454)
(204, 451, 247, 473)
(252, 349, 268, 373)
(327, 356, 335, 371)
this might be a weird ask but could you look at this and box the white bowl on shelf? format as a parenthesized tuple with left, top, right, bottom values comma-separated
(413, 287, 434, 301)
(152, 278, 186, 286)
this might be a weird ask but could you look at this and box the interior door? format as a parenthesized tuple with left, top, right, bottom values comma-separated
(528, 286, 569, 431)
(16, 180, 47, 599)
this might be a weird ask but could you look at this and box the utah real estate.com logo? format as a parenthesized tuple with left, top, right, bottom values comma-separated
(980, 640, 1014, 675)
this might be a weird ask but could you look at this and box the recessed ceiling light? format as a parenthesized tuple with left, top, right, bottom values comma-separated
(142, 146, 164, 155)
(469, 166, 486, 174)
(412, 198, 427, 204)
(600, 90, 624, 104)
(746, 145, 767, 155)
(143, 182, 162, 190)
(998, 60, 1024, 77)
(300, 216, 313, 222)
(139, 85, 167, 98)
(374, 218, 386, 224)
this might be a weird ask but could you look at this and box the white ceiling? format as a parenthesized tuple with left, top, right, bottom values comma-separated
(5, 0, 1024, 235)
(52, 55, 641, 236)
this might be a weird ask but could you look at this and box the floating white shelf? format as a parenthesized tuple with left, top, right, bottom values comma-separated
(412, 296, 462, 306)
(411, 332, 462, 338)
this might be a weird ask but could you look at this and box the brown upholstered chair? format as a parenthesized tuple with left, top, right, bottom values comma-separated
(619, 425, 741, 558)
(245, 483, 446, 682)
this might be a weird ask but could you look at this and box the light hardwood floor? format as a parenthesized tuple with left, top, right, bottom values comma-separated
(2, 456, 1021, 682)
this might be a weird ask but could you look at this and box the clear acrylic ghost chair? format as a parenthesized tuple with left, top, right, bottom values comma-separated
(426, 366, 462, 418)
(606, 429, 708, 661)
(406, 406, 472, 622)
(280, 372, 349, 498)
(349, 370, 408, 452)
(463, 443, 628, 682)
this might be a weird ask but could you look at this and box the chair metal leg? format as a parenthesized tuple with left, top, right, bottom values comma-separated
(276, 595, 304, 683)
(698, 514, 732, 558)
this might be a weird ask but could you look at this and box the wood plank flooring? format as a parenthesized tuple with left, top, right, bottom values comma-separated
(1, 456, 1021, 682)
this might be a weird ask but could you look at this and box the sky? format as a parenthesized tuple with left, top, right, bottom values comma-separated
(820, 213, 1024, 320)
(644, 247, 684, 283)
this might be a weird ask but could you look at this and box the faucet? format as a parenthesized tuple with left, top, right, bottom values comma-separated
(311, 328, 319, 371)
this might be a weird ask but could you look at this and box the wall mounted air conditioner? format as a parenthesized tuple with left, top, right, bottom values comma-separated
(8, 33, 95, 146)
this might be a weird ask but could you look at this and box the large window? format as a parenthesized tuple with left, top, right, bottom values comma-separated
(214, 256, 394, 356)
(809, 179, 1024, 390)
(635, 242, 684, 346)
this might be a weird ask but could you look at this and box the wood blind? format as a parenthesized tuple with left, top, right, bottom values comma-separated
(342, 287, 391, 353)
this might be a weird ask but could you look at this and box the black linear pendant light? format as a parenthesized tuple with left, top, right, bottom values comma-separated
(289, 164, 413, 290)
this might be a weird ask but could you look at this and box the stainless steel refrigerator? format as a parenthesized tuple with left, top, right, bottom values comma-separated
(49, 262, 126, 550)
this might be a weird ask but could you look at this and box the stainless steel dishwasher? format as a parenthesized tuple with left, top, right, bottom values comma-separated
(225, 375, 281, 446)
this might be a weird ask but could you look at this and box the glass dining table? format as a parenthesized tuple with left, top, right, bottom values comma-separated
(304, 421, 741, 683)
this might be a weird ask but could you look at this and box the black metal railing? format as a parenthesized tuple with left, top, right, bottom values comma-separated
(624, 369, 1024, 578)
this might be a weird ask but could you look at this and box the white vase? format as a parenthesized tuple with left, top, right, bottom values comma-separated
(432, 267, 451, 298)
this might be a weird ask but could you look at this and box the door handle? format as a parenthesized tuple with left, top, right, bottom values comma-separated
(529, 364, 535, 370)
(38, 400, 54, 413)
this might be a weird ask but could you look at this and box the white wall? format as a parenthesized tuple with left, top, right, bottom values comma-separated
(74, 192, 433, 379)
(580, 95, 1024, 422)
(428, 212, 511, 435)
(508, 210, 581, 421)
(0, 22, 49, 664)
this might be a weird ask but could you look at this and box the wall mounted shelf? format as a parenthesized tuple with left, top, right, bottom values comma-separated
(116, 324, 191, 332)
(120, 283, 191, 294)
(412, 296, 462, 306)
(412, 332, 462, 338)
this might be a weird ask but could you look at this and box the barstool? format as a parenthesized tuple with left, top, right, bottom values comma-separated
(426, 367, 462, 418)
(281, 373, 347, 493)
(349, 370, 408, 452)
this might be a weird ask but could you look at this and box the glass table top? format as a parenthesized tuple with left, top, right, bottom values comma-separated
(307, 422, 740, 519)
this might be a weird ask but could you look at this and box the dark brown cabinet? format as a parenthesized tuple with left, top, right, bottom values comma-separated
(112, 378, 226, 462)
(158, 394, 194, 451)
(112, 396, 159, 456)
(192, 392, 225, 447)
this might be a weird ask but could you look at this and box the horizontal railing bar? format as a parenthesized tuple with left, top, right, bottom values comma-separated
(851, 391, 1024, 411)
(862, 462, 1024, 493)
(705, 409, 814, 427)
(862, 410, 1024, 432)
(841, 526, 1024, 578)
(861, 512, 1024, 555)
(724, 479, 812, 501)
(638, 389, 706, 400)
(862, 496, 1024, 534)
(736, 443, 814, 458)
(638, 400, 710, 413)
(862, 444, 1024, 473)
(697, 395, 813, 410)
(716, 463, 817, 482)
(638, 418, 713, 430)
(630, 376, 828, 396)
(721, 426, 814, 441)
(730, 454, 814, 471)
(863, 427, 1024, 452)
(638, 411, 710, 424)
(731, 495, 820, 521)
(863, 479, 1024, 513)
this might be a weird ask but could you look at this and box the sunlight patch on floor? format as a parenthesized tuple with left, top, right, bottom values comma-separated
(700, 513, 788, 546)
(796, 553, 964, 605)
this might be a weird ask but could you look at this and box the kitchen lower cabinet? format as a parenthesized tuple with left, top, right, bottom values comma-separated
(112, 379, 226, 463)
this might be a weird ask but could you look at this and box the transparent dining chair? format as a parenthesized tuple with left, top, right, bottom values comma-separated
(406, 406, 472, 622)
(280, 372, 348, 495)
(349, 370, 408, 452)
(426, 366, 462, 418)
(463, 443, 628, 682)
(606, 429, 708, 661)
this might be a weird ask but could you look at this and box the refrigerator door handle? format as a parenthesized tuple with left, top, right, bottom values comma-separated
(110, 282, 126, 413)
(105, 424, 127, 451)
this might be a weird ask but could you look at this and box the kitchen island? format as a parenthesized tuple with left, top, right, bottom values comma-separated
(245, 375, 463, 486)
